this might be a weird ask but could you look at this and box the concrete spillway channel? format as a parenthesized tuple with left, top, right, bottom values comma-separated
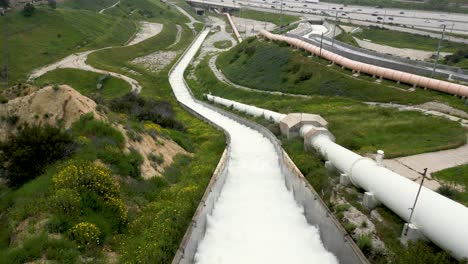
(169, 27, 367, 263)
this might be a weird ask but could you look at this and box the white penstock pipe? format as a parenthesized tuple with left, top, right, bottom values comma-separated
(208, 94, 468, 260)
(309, 134, 468, 261)
(206, 94, 286, 123)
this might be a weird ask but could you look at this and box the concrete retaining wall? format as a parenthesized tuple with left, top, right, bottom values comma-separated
(288, 33, 468, 82)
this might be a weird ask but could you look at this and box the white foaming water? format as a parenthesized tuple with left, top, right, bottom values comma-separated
(169, 29, 338, 264)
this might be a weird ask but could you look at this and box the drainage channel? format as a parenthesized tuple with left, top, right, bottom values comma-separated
(169, 27, 365, 264)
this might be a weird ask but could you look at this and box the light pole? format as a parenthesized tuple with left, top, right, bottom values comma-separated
(331, 11, 338, 48)
(431, 24, 446, 78)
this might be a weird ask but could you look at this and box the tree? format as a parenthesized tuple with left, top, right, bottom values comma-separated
(0, 0, 9, 8)
(47, 0, 57, 9)
(22, 3, 35, 17)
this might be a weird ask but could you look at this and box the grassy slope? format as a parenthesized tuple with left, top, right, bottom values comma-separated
(189, 55, 466, 158)
(353, 27, 468, 53)
(433, 164, 468, 206)
(0, 1, 226, 263)
(231, 9, 301, 26)
(34, 68, 131, 99)
(59, 0, 118, 11)
(0, 6, 135, 83)
(217, 39, 468, 112)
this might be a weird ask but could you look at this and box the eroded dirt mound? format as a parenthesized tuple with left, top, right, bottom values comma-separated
(117, 125, 189, 179)
(0, 85, 105, 139)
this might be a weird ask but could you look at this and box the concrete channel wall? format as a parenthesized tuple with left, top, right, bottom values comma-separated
(288, 33, 468, 82)
(170, 27, 367, 264)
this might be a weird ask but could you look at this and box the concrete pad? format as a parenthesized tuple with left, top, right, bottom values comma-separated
(279, 113, 328, 139)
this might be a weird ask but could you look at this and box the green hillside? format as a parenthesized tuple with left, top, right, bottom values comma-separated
(0, 6, 135, 83)
(59, 0, 118, 11)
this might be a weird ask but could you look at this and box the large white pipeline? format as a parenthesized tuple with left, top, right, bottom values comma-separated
(206, 94, 468, 261)
(259, 30, 468, 98)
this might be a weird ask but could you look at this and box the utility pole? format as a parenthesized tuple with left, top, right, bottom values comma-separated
(319, 32, 324, 56)
(431, 24, 446, 78)
(331, 11, 338, 48)
(407, 168, 428, 226)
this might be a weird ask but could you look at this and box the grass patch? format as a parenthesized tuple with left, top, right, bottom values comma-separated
(231, 9, 300, 27)
(34, 68, 131, 99)
(0, 6, 136, 83)
(213, 40, 233, 49)
(433, 164, 468, 206)
(59, 0, 118, 11)
(353, 26, 468, 53)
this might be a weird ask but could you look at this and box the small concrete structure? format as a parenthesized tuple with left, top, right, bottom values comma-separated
(400, 223, 426, 246)
(340, 173, 352, 186)
(303, 126, 335, 151)
(280, 113, 328, 139)
(362, 192, 380, 210)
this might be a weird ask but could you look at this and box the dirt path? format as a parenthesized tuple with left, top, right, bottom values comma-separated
(28, 21, 164, 94)
(168, 25, 182, 49)
(354, 37, 452, 61)
(383, 144, 468, 190)
(169, 2, 199, 33)
(98, 0, 120, 14)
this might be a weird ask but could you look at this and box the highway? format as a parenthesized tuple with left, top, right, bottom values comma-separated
(191, 0, 468, 36)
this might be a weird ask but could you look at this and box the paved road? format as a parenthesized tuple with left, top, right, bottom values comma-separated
(206, 0, 468, 35)
(189, 0, 468, 42)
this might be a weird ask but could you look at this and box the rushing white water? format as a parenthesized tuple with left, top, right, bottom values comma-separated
(169, 28, 338, 264)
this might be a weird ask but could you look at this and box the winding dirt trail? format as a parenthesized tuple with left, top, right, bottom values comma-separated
(98, 0, 120, 14)
(28, 22, 163, 93)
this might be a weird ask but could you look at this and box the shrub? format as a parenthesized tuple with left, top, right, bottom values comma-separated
(22, 3, 35, 17)
(68, 222, 101, 248)
(109, 93, 185, 131)
(5, 115, 19, 126)
(437, 185, 458, 199)
(52, 161, 119, 200)
(49, 189, 81, 216)
(149, 153, 164, 165)
(0, 95, 7, 104)
(357, 234, 373, 255)
(72, 113, 125, 149)
(0, 124, 74, 187)
(344, 223, 357, 233)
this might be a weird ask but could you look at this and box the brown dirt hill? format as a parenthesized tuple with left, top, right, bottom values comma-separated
(0, 85, 188, 178)
(0, 85, 105, 140)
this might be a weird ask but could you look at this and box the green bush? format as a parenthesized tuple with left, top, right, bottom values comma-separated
(52, 161, 128, 226)
(437, 185, 459, 199)
(72, 113, 125, 149)
(22, 3, 35, 17)
(109, 93, 185, 131)
(0, 124, 74, 187)
(49, 188, 81, 216)
(357, 234, 373, 255)
(344, 223, 357, 233)
(68, 222, 101, 249)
